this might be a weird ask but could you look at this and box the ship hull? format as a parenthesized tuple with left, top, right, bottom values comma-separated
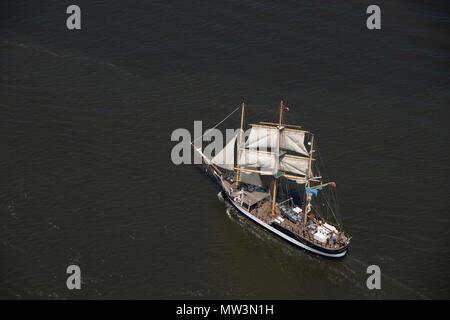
(222, 189, 348, 258)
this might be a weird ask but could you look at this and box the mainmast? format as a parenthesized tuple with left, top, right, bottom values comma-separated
(303, 134, 314, 227)
(271, 99, 284, 217)
(234, 101, 245, 188)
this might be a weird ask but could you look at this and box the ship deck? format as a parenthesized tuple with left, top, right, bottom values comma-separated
(222, 179, 349, 251)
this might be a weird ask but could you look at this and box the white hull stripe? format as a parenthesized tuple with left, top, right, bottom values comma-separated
(225, 193, 347, 258)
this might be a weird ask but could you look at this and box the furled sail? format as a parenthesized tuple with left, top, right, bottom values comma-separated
(286, 177, 307, 184)
(211, 132, 238, 170)
(279, 156, 309, 176)
(246, 126, 309, 156)
(238, 149, 277, 175)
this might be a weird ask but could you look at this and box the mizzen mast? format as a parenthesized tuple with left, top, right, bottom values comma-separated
(303, 134, 314, 227)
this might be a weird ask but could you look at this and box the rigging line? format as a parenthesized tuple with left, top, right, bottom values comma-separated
(316, 170, 340, 224)
(312, 145, 341, 227)
(322, 190, 341, 227)
(190, 104, 242, 145)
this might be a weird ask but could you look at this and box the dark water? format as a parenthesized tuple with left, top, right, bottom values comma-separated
(1, 0, 449, 299)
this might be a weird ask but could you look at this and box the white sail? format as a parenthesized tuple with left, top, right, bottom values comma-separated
(211, 132, 238, 170)
(247, 126, 309, 156)
(281, 130, 309, 156)
(246, 127, 278, 150)
(238, 149, 277, 175)
(238, 126, 310, 178)
(279, 156, 309, 176)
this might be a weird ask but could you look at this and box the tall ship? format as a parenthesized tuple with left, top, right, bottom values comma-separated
(192, 100, 350, 258)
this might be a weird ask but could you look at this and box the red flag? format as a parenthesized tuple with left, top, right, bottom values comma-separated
(282, 105, 289, 111)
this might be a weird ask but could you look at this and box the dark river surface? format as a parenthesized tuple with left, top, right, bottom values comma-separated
(1, 1, 449, 299)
